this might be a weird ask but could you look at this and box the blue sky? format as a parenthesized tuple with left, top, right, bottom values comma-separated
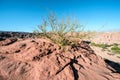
(0, 0, 120, 32)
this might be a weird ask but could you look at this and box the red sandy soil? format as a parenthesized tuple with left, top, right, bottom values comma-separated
(0, 37, 120, 80)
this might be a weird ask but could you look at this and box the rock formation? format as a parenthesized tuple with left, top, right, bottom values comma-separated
(0, 32, 119, 80)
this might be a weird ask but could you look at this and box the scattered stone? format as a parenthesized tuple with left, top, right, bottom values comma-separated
(19, 43, 26, 48)
(15, 50, 21, 53)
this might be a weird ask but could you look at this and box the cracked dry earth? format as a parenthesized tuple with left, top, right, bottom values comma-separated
(0, 38, 120, 80)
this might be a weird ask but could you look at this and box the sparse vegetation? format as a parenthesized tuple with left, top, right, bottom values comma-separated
(91, 42, 120, 54)
(75, 31, 95, 39)
(90, 42, 111, 49)
(111, 45, 120, 54)
(117, 56, 120, 58)
(34, 12, 85, 47)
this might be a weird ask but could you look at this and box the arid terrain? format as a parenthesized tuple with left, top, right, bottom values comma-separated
(0, 31, 120, 80)
(91, 32, 120, 44)
(90, 32, 120, 63)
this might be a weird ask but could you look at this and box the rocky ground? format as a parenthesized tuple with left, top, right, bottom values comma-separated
(0, 31, 120, 80)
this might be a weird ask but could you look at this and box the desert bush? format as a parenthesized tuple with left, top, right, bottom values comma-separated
(91, 42, 120, 54)
(90, 42, 111, 49)
(75, 31, 95, 39)
(117, 56, 120, 58)
(34, 12, 84, 47)
(111, 45, 120, 54)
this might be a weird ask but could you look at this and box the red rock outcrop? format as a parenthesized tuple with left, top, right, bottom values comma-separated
(0, 38, 119, 80)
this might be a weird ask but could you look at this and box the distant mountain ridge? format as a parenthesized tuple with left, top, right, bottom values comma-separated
(0, 31, 33, 38)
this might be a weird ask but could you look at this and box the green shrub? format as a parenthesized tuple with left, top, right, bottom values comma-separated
(111, 45, 120, 54)
(112, 43, 119, 46)
(34, 12, 84, 47)
(117, 56, 120, 58)
(90, 43, 111, 49)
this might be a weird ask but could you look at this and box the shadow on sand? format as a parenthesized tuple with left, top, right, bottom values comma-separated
(104, 59, 120, 73)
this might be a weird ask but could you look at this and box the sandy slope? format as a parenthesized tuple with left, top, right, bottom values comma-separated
(90, 32, 120, 63)
(91, 46, 120, 63)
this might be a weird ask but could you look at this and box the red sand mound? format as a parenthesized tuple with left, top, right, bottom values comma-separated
(0, 38, 120, 80)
